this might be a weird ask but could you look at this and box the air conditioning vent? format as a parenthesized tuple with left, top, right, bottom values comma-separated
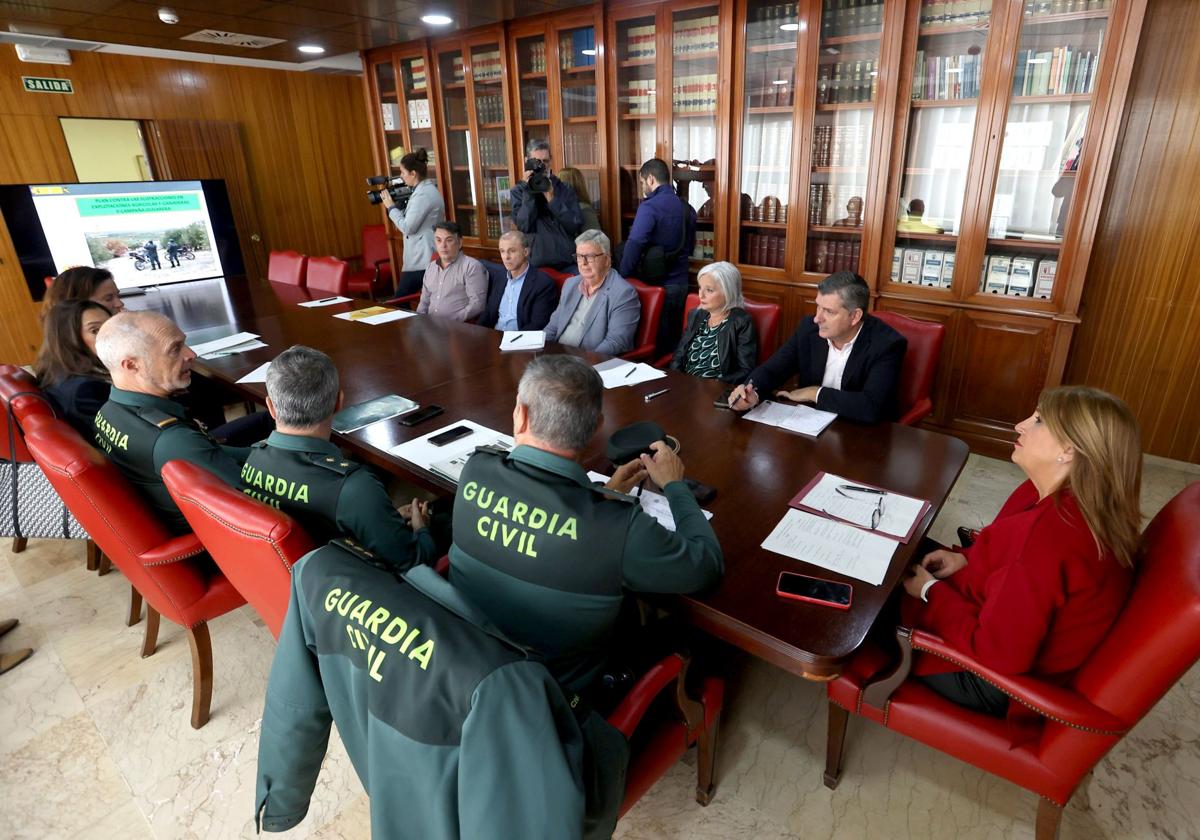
(180, 30, 285, 49)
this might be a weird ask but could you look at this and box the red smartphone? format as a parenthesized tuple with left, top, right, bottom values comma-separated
(775, 571, 853, 610)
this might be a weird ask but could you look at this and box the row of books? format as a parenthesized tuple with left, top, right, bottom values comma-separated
(673, 75, 719, 113)
(407, 100, 432, 130)
(482, 178, 499, 206)
(624, 79, 657, 114)
(820, 1, 885, 37)
(746, 65, 796, 109)
(560, 30, 597, 69)
(748, 4, 799, 46)
(445, 55, 464, 85)
(812, 123, 870, 169)
(980, 255, 1056, 298)
(743, 194, 789, 224)
(525, 40, 548, 74)
(624, 24, 656, 61)
(743, 233, 788, 268)
(406, 58, 427, 91)
(522, 88, 549, 121)
(477, 94, 505, 124)
(473, 50, 503, 83)
(563, 85, 597, 118)
(1024, 1, 1110, 13)
(808, 237, 862, 274)
(743, 117, 793, 173)
(564, 132, 600, 166)
(1013, 45, 1102, 97)
(817, 61, 879, 105)
(479, 135, 509, 168)
(443, 96, 468, 125)
(918, 1, 992, 28)
(672, 15, 719, 55)
(911, 51, 982, 101)
(486, 214, 503, 240)
(693, 231, 716, 261)
(809, 183, 866, 226)
(894, 247, 955, 287)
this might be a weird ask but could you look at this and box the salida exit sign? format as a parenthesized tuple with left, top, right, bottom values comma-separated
(22, 76, 74, 94)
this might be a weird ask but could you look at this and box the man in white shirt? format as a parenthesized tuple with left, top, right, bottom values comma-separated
(727, 271, 907, 424)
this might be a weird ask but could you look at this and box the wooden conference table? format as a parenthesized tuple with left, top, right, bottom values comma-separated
(130, 277, 969, 679)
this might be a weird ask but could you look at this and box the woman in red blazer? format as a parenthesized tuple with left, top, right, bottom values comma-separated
(903, 386, 1143, 715)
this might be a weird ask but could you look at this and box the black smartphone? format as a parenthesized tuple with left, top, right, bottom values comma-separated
(399, 405, 444, 427)
(428, 424, 473, 446)
(713, 388, 735, 410)
(775, 572, 853, 610)
(684, 477, 716, 504)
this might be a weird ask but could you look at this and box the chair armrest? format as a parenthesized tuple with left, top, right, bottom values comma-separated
(382, 292, 421, 310)
(373, 257, 392, 270)
(607, 653, 686, 739)
(653, 352, 673, 369)
(138, 533, 207, 567)
(907, 629, 1129, 735)
(621, 344, 655, 363)
(897, 398, 933, 427)
(340, 252, 363, 267)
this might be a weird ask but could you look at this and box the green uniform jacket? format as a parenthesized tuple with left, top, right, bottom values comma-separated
(240, 431, 436, 570)
(256, 541, 588, 839)
(94, 388, 249, 533)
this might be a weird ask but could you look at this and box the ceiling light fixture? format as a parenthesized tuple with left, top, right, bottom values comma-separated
(158, 7, 179, 24)
(771, 79, 788, 85)
(298, 44, 325, 54)
(421, 13, 453, 25)
(780, 22, 799, 31)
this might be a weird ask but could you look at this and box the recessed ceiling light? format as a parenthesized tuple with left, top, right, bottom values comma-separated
(581, 48, 596, 56)
(298, 44, 325, 54)
(771, 79, 787, 85)
(780, 22, 799, 31)
(421, 13, 453, 25)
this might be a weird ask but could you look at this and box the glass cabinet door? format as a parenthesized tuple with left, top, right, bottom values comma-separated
(737, 0, 799, 271)
(400, 55, 436, 187)
(373, 60, 405, 175)
(670, 5, 720, 264)
(559, 24, 602, 215)
(515, 33, 550, 157)
(615, 13, 658, 241)
(438, 48, 476, 237)
(890, 1, 994, 292)
(471, 41, 510, 241)
(806, 0, 885, 275)
(977, 1, 1112, 301)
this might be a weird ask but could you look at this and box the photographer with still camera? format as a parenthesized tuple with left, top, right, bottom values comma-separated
(509, 139, 583, 272)
(374, 148, 445, 297)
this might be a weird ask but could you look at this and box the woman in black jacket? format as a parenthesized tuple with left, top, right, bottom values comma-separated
(669, 261, 758, 384)
(34, 299, 114, 438)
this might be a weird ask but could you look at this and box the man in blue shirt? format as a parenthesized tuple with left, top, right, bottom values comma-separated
(480, 230, 559, 332)
(617, 158, 696, 356)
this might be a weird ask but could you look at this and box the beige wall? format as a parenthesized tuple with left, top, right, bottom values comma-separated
(59, 118, 149, 183)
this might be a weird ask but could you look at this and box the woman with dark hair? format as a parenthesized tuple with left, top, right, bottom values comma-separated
(42, 266, 124, 316)
(34, 299, 113, 438)
(380, 148, 446, 298)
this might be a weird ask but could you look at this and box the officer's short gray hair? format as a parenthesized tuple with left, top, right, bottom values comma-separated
(575, 228, 611, 257)
(526, 137, 551, 156)
(499, 229, 528, 249)
(696, 261, 744, 312)
(94, 311, 168, 371)
(516, 355, 602, 453)
(266, 345, 340, 428)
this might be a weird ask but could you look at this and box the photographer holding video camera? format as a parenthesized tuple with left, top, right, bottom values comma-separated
(508, 139, 583, 272)
(374, 148, 445, 297)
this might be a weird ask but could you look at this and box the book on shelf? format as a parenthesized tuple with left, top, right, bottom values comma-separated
(625, 24, 656, 60)
(1034, 258, 1057, 298)
(891, 247, 903, 282)
(381, 103, 400, 131)
(1014, 44, 1102, 97)
(672, 74, 718, 113)
(672, 14, 719, 55)
(448, 55, 465, 84)
(817, 60, 877, 104)
(625, 79, 657, 114)
(472, 49, 503, 82)
(912, 50, 982, 100)
(984, 255, 1012, 294)
(560, 29, 596, 70)
(528, 40, 546, 73)
(940, 252, 955, 288)
(408, 58, 427, 91)
(919, 0, 992, 29)
(920, 249, 944, 286)
(1007, 256, 1037, 296)
(822, 0, 885, 38)
(692, 230, 715, 260)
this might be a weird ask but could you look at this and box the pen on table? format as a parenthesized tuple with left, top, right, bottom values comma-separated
(311, 296, 339, 304)
(507, 333, 523, 345)
(838, 484, 887, 495)
(644, 388, 670, 403)
(624, 365, 636, 379)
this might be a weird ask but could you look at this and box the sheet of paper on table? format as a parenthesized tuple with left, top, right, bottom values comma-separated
(761, 508, 896, 586)
(500, 331, 546, 351)
(187, 331, 260, 357)
(791, 471, 929, 543)
(298, 296, 351, 307)
(593, 359, 668, 389)
(334, 306, 416, 325)
(390, 420, 515, 485)
(587, 471, 714, 531)
(742, 400, 837, 437)
(236, 361, 272, 384)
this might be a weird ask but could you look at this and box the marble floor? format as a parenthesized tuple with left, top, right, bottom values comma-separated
(1, 452, 1197, 840)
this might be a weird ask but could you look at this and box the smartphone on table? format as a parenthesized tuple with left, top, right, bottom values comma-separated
(428, 424, 473, 447)
(399, 405, 444, 427)
(775, 571, 853, 610)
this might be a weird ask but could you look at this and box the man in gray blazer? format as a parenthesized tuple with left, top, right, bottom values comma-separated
(544, 230, 641, 356)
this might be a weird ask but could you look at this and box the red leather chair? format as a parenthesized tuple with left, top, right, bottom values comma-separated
(653, 294, 782, 368)
(24, 419, 246, 728)
(825, 482, 1200, 840)
(1, 366, 43, 554)
(541, 267, 572, 290)
(623, 278, 665, 363)
(345, 224, 394, 300)
(304, 256, 351, 297)
(163, 460, 314, 639)
(267, 250, 308, 287)
(871, 311, 945, 426)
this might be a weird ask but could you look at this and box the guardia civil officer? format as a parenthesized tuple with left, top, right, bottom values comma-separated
(449, 354, 724, 838)
(244, 345, 438, 570)
(93, 311, 250, 533)
(256, 540, 588, 838)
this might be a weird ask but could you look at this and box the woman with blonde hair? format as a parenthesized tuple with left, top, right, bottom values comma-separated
(903, 385, 1143, 715)
(669, 261, 758, 383)
(556, 167, 601, 233)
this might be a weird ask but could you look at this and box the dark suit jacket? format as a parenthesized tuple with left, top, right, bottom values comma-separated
(42, 374, 111, 440)
(479, 262, 560, 331)
(669, 307, 758, 384)
(746, 315, 906, 424)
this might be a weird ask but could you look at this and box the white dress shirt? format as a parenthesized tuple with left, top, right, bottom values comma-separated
(817, 324, 863, 400)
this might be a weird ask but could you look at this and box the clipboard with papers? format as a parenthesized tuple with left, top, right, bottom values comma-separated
(788, 471, 930, 543)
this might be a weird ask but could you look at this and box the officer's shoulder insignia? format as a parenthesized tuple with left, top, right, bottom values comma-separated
(134, 405, 180, 429)
(308, 452, 359, 475)
(475, 444, 510, 457)
(331, 537, 377, 562)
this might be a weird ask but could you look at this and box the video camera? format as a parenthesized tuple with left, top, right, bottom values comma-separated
(366, 175, 413, 210)
(524, 158, 552, 194)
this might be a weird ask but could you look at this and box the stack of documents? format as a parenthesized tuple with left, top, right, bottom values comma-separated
(790, 472, 930, 543)
(187, 331, 268, 360)
(334, 306, 415, 325)
(298, 295, 351, 307)
(593, 359, 668, 389)
(587, 471, 714, 532)
(761, 509, 896, 586)
(500, 331, 545, 351)
(390, 420, 515, 485)
(742, 400, 837, 437)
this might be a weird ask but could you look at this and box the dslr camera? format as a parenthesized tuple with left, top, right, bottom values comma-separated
(524, 158, 552, 194)
(366, 175, 413, 210)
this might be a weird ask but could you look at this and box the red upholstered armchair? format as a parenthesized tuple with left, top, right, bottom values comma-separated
(541, 267, 572, 291)
(163, 460, 314, 639)
(345, 224, 394, 300)
(1, 365, 41, 554)
(267, 250, 308, 286)
(622, 278, 665, 363)
(24, 419, 246, 728)
(871, 311, 945, 426)
(305, 255, 351, 297)
(825, 482, 1200, 840)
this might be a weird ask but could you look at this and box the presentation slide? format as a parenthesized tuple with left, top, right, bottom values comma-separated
(29, 181, 225, 288)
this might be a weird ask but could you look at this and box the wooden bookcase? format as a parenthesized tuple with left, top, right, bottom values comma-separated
(360, 0, 1147, 456)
